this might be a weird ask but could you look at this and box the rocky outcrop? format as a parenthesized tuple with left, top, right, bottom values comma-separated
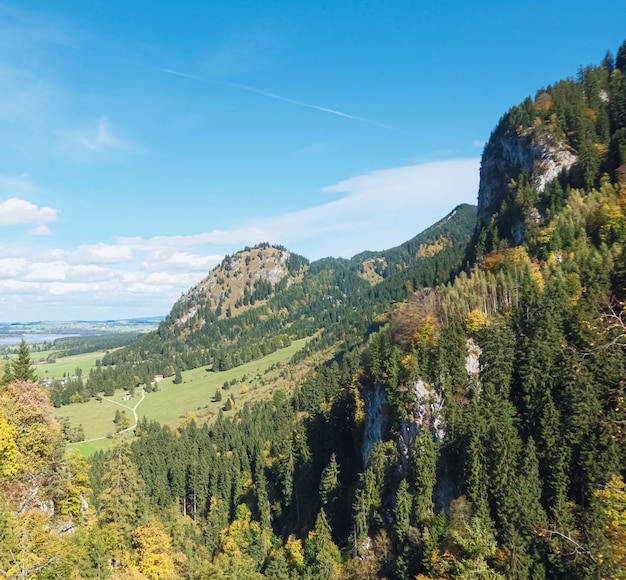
(361, 383, 386, 468)
(477, 129, 577, 234)
(173, 245, 301, 326)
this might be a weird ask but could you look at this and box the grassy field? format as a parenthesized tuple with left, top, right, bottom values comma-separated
(35, 350, 108, 379)
(57, 338, 313, 456)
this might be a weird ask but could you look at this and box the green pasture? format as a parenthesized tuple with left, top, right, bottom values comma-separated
(67, 437, 118, 456)
(56, 338, 309, 456)
(56, 398, 121, 441)
(36, 351, 107, 379)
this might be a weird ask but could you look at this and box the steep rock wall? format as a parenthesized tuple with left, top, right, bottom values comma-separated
(477, 129, 577, 241)
(361, 383, 386, 468)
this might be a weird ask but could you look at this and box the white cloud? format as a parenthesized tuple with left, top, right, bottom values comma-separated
(41, 248, 66, 261)
(142, 251, 223, 271)
(29, 225, 51, 235)
(69, 264, 116, 282)
(76, 242, 134, 263)
(472, 139, 485, 149)
(127, 282, 167, 295)
(120, 227, 268, 250)
(119, 159, 480, 260)
(49, 282, 95, 296)
(0, 279, 44, 294)
(257, 158, 480, 257)
(81, 117, 117, 150)
(0, 197, 57, 226)
(143, 271, 202, 286)
(0, 258, 28, 278)
(25, 261, 68, 281)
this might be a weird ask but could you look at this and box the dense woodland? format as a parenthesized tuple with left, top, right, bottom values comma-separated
(1, 42, 626, 579)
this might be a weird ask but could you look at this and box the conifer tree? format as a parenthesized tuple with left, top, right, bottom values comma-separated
(1, 362, 13, 387)
(98, 442, 146, 539)
(263, 548, 291, 580)
(13, 340, 37, 382)
(254, 452, 271, 532)
(394, 478, 412, 543)
(308, 509, 341, 580)
(479, 322, 515, 398)
(319, 453, 340, 511)
(539, 395, 569, 516)
(412, 428, 437, 523)
(2, 340, 37, 385)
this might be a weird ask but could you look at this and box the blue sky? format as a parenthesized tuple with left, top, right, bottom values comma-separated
(0, 1, 625, 321)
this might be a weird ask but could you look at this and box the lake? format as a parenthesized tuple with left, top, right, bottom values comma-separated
(0, 334, 78, 345)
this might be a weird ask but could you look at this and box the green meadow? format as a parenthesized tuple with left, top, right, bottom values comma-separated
(58, 337, 310, 455)
(35, 350, 108, 379)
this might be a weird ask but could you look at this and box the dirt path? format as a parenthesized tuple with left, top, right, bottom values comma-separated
(73, 390, 145, 444)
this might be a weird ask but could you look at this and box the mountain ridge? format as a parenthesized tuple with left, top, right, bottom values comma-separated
(92, 203, 477, 387)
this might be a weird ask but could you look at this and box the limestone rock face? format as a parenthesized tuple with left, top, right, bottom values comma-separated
(173, 245, 301, 327)
(477, 127, 577, 240)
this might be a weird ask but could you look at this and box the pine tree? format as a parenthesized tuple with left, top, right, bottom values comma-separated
(3, 340, 37, 385)
(319, 453, 340, 511)
(479, 323, 515, 398)
(308, 509, 341, 580)
(263, 548, 291, 580)
(1, 362, 13, 387)
(394, 478, 412, 543)
(254, 452, 271, 531)
(412, 428, 437, 523)
(539, 395, 569, 516)
(98, 441, 146, 538)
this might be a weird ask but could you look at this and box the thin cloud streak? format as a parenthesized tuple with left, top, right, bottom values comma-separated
(155, 66, 397, 130)
(222, 81, 398, 130)
(159, 67, 203, 81)
(118, 158, 480, 259)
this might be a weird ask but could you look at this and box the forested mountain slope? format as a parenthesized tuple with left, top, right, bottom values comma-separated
(1, 40, 626, 580)
(67, 204, 475, 401)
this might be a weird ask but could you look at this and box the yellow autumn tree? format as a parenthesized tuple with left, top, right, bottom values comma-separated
(0, 410, 21, 479)
(0, 381, 63, 475)
(285, 534, 304, 570)
(464, 309, 490, 334)
(483, 246, 544, 291)
(3, 509, 63, 579)
(56, 450, 91, 521)
(131, 516, 181, 580)
(595, 474, 626, 578)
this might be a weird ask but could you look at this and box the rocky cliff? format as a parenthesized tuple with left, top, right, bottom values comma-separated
(477, 98, 578, 244)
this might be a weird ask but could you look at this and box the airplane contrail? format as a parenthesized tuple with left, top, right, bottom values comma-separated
(155, 66, 398, 131)
(159, 68, 204, 81)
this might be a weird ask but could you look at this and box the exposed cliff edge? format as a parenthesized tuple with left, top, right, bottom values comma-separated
(478, 129, 577, 231)
(475, 58, 626, 252)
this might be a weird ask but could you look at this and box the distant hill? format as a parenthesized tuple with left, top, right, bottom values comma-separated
(0, 317, 163, 337)
(98, 204, 476, 382)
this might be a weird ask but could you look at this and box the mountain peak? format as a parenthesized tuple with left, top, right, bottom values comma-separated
(174, 244, 308, 327)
